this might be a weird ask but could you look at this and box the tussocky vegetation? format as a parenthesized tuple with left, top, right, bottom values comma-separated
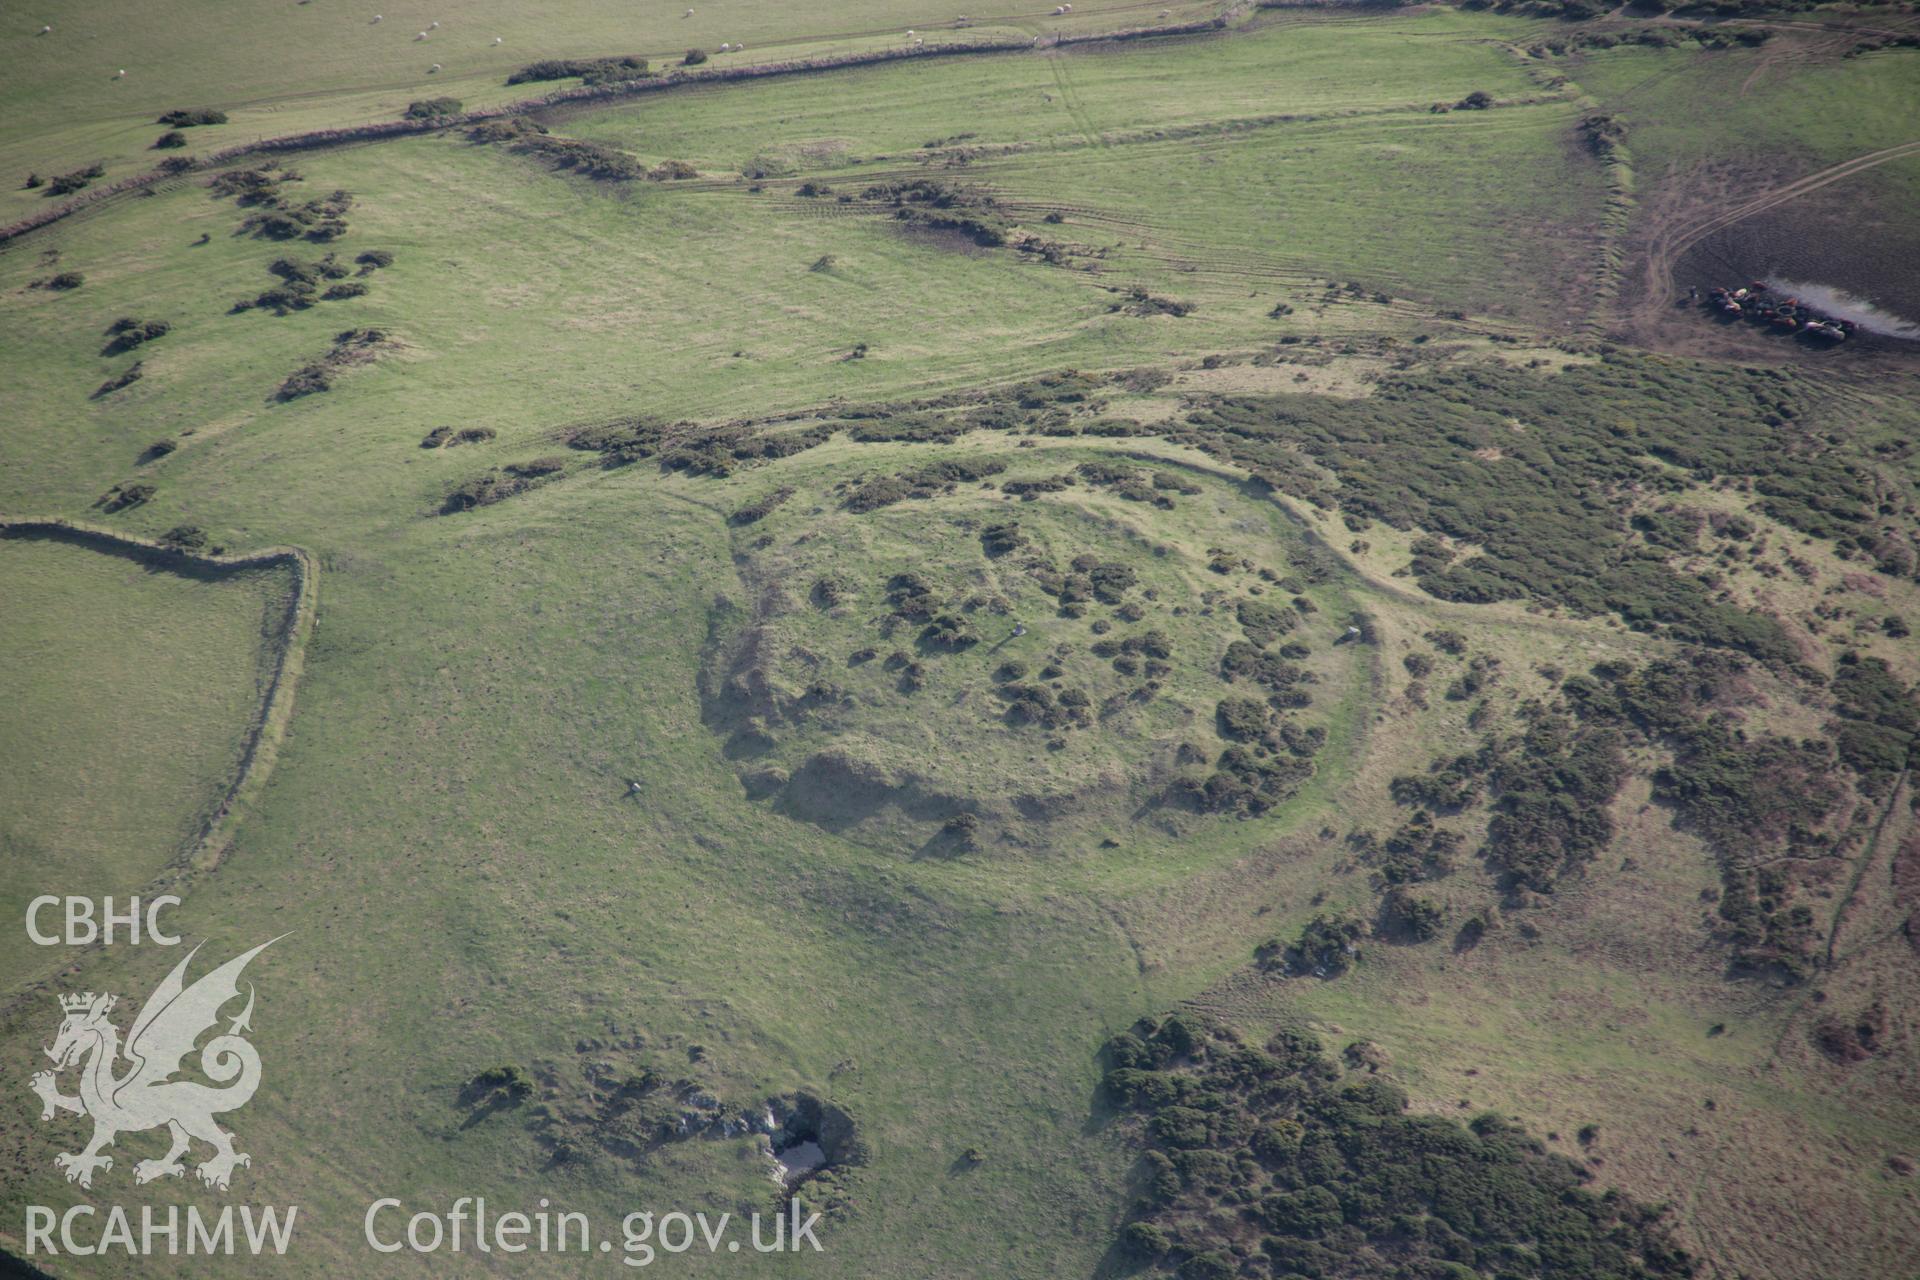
(1, 1, 1917, 1277)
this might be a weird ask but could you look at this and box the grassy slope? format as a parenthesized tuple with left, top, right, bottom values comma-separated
(0, 0, 1230, 224)
(2, 9, 1918, 1278)
(0, 466, 1228, 1277)
(0, 538, 292, 984)
(0, 15, 1600, 527)
(1569, 38, 1920, 172)
(566, 12, 1601, 321)
(563, 11, 1552, 162)
(707, 433, 1371, 841)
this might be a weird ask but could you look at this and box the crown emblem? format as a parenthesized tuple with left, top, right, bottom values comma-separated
(59, 992, 101, 1013)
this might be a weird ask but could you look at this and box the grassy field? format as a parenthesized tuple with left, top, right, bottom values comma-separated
(0, 0, 1232, 225)
(0, 13, 1606, 524)
(2, 5, 1918, 1278)
(0, 534, 294, 986)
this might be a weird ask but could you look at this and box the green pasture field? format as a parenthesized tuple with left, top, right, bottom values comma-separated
(0, 0, 1228, 225)
(1564, 36, 1920, 172)
(0, 536, 293, 986)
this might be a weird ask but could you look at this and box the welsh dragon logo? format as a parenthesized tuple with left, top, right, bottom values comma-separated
(29, 939, 278, 1191)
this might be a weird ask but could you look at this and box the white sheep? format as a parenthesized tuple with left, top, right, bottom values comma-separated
(718, 41, 730, 50)
(684, 7, 693, 14)
(116, 69, 126, 78)
(493, 36, 503, 44)
(429, 19, 439, 27)
(415, 31, 428, 40)
(40, 23, 52, 33)
(429, 63, 441, 72)
(372, 15, 383, 23)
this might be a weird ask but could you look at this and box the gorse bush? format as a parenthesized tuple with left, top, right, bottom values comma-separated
(920, 613, 978, 651)
(404, 97, 464, 119)
(98, 482, 156, 513)
(845, 414, 966, 444)
(461, 1064, 534, 1106)
(843, 459, 1005, 512)
(568, 417, 830, 475)
(101, 318, 172, 356)
(1175, 354, 1889, 662)
(157, 108, 228, 127)
(981, 521, 1026, 557)
(93, 362, 144, 399)
(1381, 888, 1446, 941)
(1100, 1013, 1694, 1279)
(234, 252, 365, 313)
(1364, 811, 1461, 885)
(506, 56, 649, 86)
(730, 486, 795, 525)
(857, 179, 1012, 247)
(1260, 913, 1364, 976)
(274, 327, 389, 401)
(47, 162, 105, 195)
(160, 524, 208, 550)
(214, 168, 356, 243)
(440, 458, 568, 512)
(467, 117, 646, 181)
